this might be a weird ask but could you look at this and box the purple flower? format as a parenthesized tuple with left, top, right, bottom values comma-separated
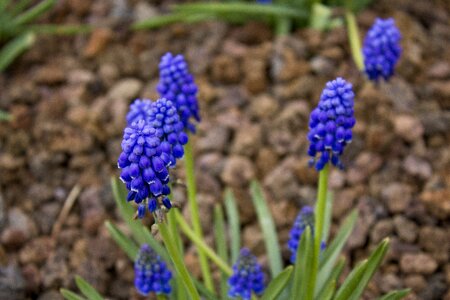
(307, 77, 355, 171)
(363, 18, 402, 81)
(126, 99, 152, 125)
(157, 53, 200, 133)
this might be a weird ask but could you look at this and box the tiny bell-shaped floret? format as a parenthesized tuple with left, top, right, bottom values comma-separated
(126, 99, 153, 125)
(148, 98, 189, 166)
(134, 244, 172, 295)
(363, 18, 401, 81)
(288, 206, 315, 263)
(228, 248, 265, 300)
(157, 52, 200, 133)
(307, 77, 355, 171)
(117, 120, 173, 218)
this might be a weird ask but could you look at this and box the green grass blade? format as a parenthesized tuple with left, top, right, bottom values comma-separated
(131, 12, 214, 30)
(316, 210, 357, 296)
(318, 279, 336, 300)
(214, 204, 229, 300)
(0, 109, 12, 121)
(250, 180, 283, 278)
(60, 289, 85, 300)
(0, 31, 35, 71)
(111, 177, 169, 261)
(333, 260, 368, 300)
(9, 0, 32, 16)
(29, 24, 92, 35)
(315, 257, 345, 300)
(377, 289, 410, 300)
(291, 227, 314, 300)
(194, 278, 220, 300)
(347, 238, 390, 300)
(74, 276, 103, 300)
(13, 0, 56, 26)
(173, 3, 308, 19)
(105, 221, 139, 260)
(224, 188, 240, 264)
(261, 266, 293, 300)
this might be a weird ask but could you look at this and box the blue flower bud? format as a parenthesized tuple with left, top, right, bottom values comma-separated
(126, 99, 152, 125)
(363, 18, 401, 81)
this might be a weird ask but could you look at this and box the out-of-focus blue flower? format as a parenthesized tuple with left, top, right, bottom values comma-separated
(307, 77, 355, 171)
(257, 0, 272, 4)
(157, 52, 200, 133)
(363, 18, 401, 81)
(228, 248, 265, 300)
(134, 244, 172, 296)
(126, 99, 152, 125)
(117, 120, 173, 218)
(148, 98, 189, 167)
(288, 206, 327, 263)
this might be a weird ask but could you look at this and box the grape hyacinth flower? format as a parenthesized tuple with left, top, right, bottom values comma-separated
(228, 248, 265, 300)
(287, 206, 326, 263)
(307, 77, 355, 171)
(117, 120, 173, 218)
(363, 18, 401, 81)
(134, 244, 172, 296)
(126, 99, 152, 125)
(157, 53, 200, 133)
(148, 98, 189, 166)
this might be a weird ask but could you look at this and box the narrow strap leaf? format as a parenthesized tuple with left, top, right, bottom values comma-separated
(0, 32, 35, 72)
(315, 257, 345, 300)
(13, 0, 56, 26)
(74, 276, 104, 300)
(377, 289, 410, 300)
(261, 266, 294, 300)
(291, 227, 314, 300)
(333, 260, 368, 300)
(224, 188, 240, 264)
(250, 180, 283, 277)
(60, 289, 86, 300)
(105, 221, 139, 260)
(214, 204, 229, 300)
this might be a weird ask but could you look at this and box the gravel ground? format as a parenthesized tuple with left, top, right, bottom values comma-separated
(0, 0, 449, 299)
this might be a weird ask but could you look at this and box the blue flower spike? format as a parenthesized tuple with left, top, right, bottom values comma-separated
(228, 248, 265, 300)
(148, 98, 189, 167)
(126, 99, 153, 126)
(134, 244, 172, 296)
(117, 119, 173, 218)
(363, 18, 402, 81)
(157, 53, 200, 133)
(307, 77, 355, 171)
(287, 206, 326, 263)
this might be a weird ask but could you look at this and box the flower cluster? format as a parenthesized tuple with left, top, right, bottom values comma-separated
(126, 99, 152, 125)
(157, 52, 200, 133)
(363, 18, 402, 81)
(134, 244, 172, 295)
(148, 98, 189, 167)
(288, 206, 325, 263)
(307, 77, 355, 171)
(228, 248, 265, 300)
(117, 120, 172, 218)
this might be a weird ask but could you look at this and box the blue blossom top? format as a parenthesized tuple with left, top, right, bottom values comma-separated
(148, 98, 189, 167)
(307, 77, 355, 171)
(126, 99, 152, 125)
(157, 52, 200, 133)
(117, 120, 172, 218)
(363, 18, 401, 81)
(134, 244, 172, 296)
(228, 248, 265, 300)
(288, 206, 315, 263)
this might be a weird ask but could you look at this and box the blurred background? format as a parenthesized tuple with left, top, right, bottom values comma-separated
(0, 0, 449, 299)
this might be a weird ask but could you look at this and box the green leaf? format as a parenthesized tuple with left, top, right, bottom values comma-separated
(261, 266, 294, 300)
(214, 204, 229, 300)
(316, 210, 357, 296)
(377, 289, 410, 300)
(132, 12, 214, 30)
(315, 257, 345, 300)
(105, 221, 139, 260)
(347, 238, 390, 300)
(250, 180, 283, 277)
(29, 24, 92, 35)
(60, 289, 85, 300)
(74, 276, 103, 300)
(173, 3, 308, 20)
(0, 31, 35, 71)
(0, 109, 12, 121)
(333, 260, 368, 300)
(291, 226, 314, 300)
(111, 177, 169, 262)
(193, 278, 220, 300)
(310, 3, 333, 30)
(317, 279, 336, 300)
(8, 0, 33, 16)
(224, 188, 240, 264)
(13, 0, 56, 26)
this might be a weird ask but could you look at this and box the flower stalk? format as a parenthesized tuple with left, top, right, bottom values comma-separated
(345, 10, 364, 71)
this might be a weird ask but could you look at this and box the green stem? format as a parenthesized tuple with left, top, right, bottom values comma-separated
(184, 140, 214, 291)
(309, 164, 330, 300)
(156, 294, 167, 300)
(345, 10, 364, 71)
(158, 222, 200, 300)
(175, 210, 233, 275)
(275, 17, 291, 36)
